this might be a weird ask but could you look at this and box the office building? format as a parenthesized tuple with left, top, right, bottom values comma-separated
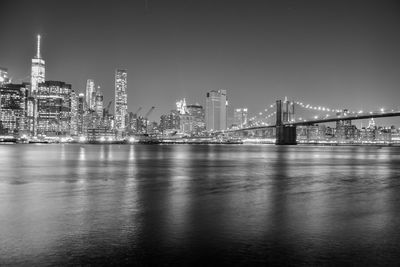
(95, 89, 104, 118)
(115, 69, 128, 132)
(187, 104, 205, 134)
(160, 110, 180, 134)
(36, 81, 74, 136)
(205, 89, 227, 131)
(0, 83, 27, 135)
(31, 35, 45, 93)
(0, 67, 10, 85)
(234, 108, 248, 128)
(70, 91, 78, 136)
(85, 79, 95, 110)
(77, 93, 86, 135)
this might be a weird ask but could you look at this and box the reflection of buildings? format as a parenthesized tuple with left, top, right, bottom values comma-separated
(205, 89, 227, 131)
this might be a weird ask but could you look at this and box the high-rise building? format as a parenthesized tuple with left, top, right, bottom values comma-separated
(36, 81, 74, 136)
(126, 111, 138, 134)
(95, 88, 103, 118)
(159, 110, 180, 134)
(31, 35, 45, 93)
(70, 91, 78, 136)
(205, 89, 227, 131)
(0, 83, 28, 135)
(186, 104, 205, 134)
(0, 67, 10, 85)
(234, 108, 248, 128)
(85, 79, 95, 110)
(115, 69, 128, 132)
(77, 93, 86, 135)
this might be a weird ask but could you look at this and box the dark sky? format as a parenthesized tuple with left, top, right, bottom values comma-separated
(1, 0, 400, 124)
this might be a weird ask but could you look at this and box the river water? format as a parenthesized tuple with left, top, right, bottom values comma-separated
(0, 144, 400, 266)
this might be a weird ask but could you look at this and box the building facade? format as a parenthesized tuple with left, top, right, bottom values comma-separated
(0, 83, 27, 135)
(0, 67, 10, 85)
(36, 81, 74, 136)
(85, 79, 95, 110)
(95, 90, 104, 118)
(205, 89, 227, 131)
(77, 93, 86, 135)
(233, 108, 248, 128)
(115, 69, 128, 132)
(31, 35, 45, 93)
(186, 104, 205, 134)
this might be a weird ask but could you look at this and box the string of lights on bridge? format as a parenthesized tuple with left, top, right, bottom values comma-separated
(249, 98, 400, 126)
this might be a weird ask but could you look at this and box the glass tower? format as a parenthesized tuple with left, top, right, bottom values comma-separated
(31, 35, 45, 93)
(115, 69, 128, 132)
(205, 89, 227, 131)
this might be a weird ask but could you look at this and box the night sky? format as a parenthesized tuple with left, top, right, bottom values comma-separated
(1, 0, 400, 124)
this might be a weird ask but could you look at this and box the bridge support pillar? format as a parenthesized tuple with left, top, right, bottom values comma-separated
(275, 99, 297, 145)
(276, 125, 297, 145)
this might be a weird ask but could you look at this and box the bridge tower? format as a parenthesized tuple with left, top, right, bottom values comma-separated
(275, 99, 297, 145)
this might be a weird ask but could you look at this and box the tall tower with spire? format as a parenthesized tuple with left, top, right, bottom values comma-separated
(31, 34, 45, 93)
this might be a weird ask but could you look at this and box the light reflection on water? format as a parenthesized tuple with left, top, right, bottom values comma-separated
(0, 144, 400, 265)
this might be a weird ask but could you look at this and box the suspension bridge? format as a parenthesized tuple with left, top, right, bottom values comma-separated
(231, 98, 400, 145)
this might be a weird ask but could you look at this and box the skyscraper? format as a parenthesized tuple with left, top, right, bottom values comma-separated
(115, 69, 128, 132)
(187, 104, 205, 134)
(70, 91, 78, 136)
(77, 93, 85, 135)
(0, 67, 10, 85)
(31, 35, 45, 93)
(36, 81, 74, 136)
(234, 108, 248, 128)
(95, 89, 104, 118)
(85, 79, 95, 110)
(0, 83, 27, 135)
(205, 90, 227, 131)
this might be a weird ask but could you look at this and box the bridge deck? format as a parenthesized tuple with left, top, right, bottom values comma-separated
(232, 111, 400, 132)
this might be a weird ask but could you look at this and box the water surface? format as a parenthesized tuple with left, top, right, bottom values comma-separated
(1, 144, 400, 266)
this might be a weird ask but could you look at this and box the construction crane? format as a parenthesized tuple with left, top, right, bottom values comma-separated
(134, 107, 142, 116)
(144, 106, 155, 119)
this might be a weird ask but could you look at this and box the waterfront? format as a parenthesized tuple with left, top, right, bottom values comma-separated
(1, 144, 400, 266)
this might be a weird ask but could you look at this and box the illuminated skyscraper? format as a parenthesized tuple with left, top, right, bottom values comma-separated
(85, 79, 95, 110)
(70, 91, 78, 136)
(31, 35, 45, 93)
(205, 89, 227, 131)
(0, 67, 10, 85)
(234, 108, 248, 128)
(36, 81, 74, 136)
(95, 88, 104, 118)
(0, 83, 27, 135)
(77, 93, 85, 135)
(115, 69, 128, 132)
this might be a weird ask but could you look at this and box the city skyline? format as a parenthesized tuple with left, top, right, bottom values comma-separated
(1, 0, 400, 123)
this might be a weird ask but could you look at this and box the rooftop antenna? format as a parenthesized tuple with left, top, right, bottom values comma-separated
(36, 34, 41, 59)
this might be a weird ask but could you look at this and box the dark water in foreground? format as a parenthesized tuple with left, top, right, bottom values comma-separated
(1, 144, 400, 266)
